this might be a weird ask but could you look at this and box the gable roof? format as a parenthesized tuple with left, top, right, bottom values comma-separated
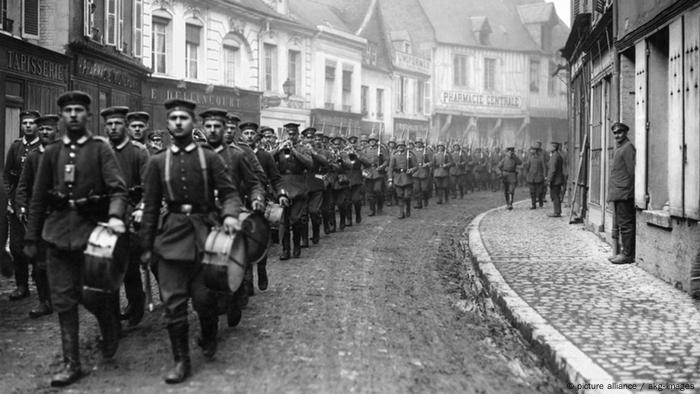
(288, 0, 354, 33)
(516, 2, 558, 25)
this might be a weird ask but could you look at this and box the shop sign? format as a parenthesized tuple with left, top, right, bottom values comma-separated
(3, 50, 67, 82)
(440, 90, 522, 109)
(148, 86, 261, 113)
(76, 56, 138, 90)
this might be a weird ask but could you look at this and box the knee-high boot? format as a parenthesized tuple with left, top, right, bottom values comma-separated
(198, 315, 218, 359)
(51, 308, 83, 387)
(29, 268, 52, 318)
(346, 204, 353, 227)
(280, 225, 291, 260)
(164, 320, 191, 384)
(405, 198, 411, 217)
(300, 219, 309, 248)
(339, 206, 346, 230)
(311, 213, 321, 244)
(292, 224, 302, 258)
(354, 202, 362, 223)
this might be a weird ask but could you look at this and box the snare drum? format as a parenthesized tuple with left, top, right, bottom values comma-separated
(201, 228, 246, 293)
(83, 223, 128, 293)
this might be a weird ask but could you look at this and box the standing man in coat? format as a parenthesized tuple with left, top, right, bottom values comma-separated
(497, 147, 522, 210)
(5, 109, 41, 300)
(523, 144, 546, 209)
(546, 142, 565, 217)
(24, 91, 128, 386)
(608, 122, 636, 264)
(388, 140, 416, 219)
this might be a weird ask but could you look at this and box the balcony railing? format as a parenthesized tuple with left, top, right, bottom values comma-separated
(393, 51, 431, 75)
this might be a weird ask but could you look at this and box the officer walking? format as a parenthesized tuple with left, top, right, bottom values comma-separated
(547, 142, 565, 217)
(15, 114, 60, 318)
(5, 109, 41, 300)
(24, 91, 128, 386)
(497, 147, 522, 210)
(523, 144, 546, 209)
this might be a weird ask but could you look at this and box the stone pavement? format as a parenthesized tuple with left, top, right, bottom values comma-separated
(467, 200, 700, 393)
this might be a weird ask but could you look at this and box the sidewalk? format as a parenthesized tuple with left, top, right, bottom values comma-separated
(467, 200, 700, 393)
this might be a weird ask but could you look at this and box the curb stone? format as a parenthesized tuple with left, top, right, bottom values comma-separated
(464, 201, 633, 394)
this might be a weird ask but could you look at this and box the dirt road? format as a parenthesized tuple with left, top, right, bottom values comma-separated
(0, 191, 566, 393)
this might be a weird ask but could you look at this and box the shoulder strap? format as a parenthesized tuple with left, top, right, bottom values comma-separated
(197, 146, 209, 203)
(164, 149, 176, 201)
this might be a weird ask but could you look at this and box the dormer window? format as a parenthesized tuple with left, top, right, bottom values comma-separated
(390, 30, 411, 54)
(470, 16, 492, 46)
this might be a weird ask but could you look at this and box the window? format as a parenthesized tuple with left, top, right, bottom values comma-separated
(453, 54, 468, 86)
(361, 85, 369, 116)
(223, 45, 239, 86)
(324, 64, 335, 109)
(484, 58, 496, 91)
(416, 81, 424, 114)
(530, 59, 540, 92)
(185, 24, 201, 79)
(287, 50, 301, 96)
(1, 0, 8, 32)
(133, 0, 142, 56)
(376, 88, 384, 118)
(151, 18, 167, 74)
(263, 44, 277, 91)
(548, 61, 557, 96)
(22, 0, 39, 37)
(396, 76, 408, 113)
(423, 81, 431, 115)
(105, 0, 124, 47)
(342, 68, 353, 112)
(364, 42, 377, 66)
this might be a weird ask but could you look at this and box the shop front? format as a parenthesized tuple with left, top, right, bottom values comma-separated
(67, 41, 149, 135)
(144, 78, 262, 132)
(0, 34, 70, 162)
(309, 109, 362, 138)
(393, 117, 430, 142)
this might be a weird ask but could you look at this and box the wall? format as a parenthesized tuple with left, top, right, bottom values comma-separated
(360, 67, 393, 135)
(310, 34, 363, 113)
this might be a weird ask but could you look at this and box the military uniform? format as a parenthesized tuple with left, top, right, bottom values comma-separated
(361, 134, 388, 216)
(497, 148, 522, 210)
(345, 146, 369, 225)
(388, 141, 416, 219)
(411, 141, 432, 208)
(329, 135, 352, 229)
(4, 110, 41, 300)
(547, 143, 565, 217)
(449, 146, 467, 198)
(302, 128, 328, 245)
(432, 144, 453, 204)
(523, 147, 546, 209)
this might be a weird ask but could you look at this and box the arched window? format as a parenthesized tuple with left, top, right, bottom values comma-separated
(223, 35, 242, 86)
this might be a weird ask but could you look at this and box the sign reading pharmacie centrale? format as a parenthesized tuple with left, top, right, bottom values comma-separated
(440, 90, 522, 109)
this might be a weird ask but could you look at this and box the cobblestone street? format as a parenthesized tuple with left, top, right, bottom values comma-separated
(0, 191, 566, 393)
(473, 201, 700, 391)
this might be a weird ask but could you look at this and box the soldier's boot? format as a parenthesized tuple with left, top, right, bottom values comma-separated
(29, 269, 53, 318)
(405, 199, 411, 218)
(459, 186, 464, 199)
(530, 194, 537, 209)
(96, 295, 121, 360)
(164, 321, 191, 384)
(51, 308, 83, 387)
(414, 196, 423, 209)
(339, 208, 346, 230)
(198, 315, 218, 359)
(330, 212, 337, 233)
(311, 214, 321, 244)
(322, 213, 331, 234)
(444, 189, 449, 203)
(271, 227, 280, 244)
(292, 224, 302, 258)
(368, 200, 376, 217)
(280, 227, 291, 260)
(243, 264, 254, 302)
(437, 188, 443, 204)
(226, 293, 242, 327)
(10, 253, 30, 300)
(300, 221, 310, 248)
(354, 202, 362, 224)
(257, 259, 269, 291)
(345, 205, 353, 227)
(377, 196, 384, 215)
(398, 200, 406, 219)
(423, 191, 430, 207)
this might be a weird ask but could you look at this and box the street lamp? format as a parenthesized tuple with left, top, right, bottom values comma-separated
(283, 78, 295, 98)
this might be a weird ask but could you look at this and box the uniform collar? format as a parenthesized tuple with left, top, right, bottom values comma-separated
(170, 142, 197, 154)
(62, 134, 90, 146)
(39, 144, 45, 153)
(114, 137, 130, 151)
(23, 136, 39, 146)
(214, 144, 225, 153)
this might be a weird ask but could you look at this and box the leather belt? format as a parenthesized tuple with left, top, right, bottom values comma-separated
(167, 203, 209, 215)
(396, 169, 407, 173)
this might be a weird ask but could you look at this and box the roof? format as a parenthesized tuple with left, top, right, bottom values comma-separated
(516, 2, 557, 25)
(470, 16, 492, 34)
(377, 0, 435, 50)
(289, 0, 354, 33)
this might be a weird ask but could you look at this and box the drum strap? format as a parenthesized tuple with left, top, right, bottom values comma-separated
(197, 146, 210, 203)
(164, 149, 176, 201)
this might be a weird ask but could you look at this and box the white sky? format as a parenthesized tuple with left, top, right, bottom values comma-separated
(549, 0, 571, 27)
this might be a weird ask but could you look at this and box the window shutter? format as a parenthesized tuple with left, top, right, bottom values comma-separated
(186, 24, 200, 44)
(23, 0, 39, 36)
(634, 40, 648, 210)
(424, 80, 431, 115)
(684, 8, 700, 219)
(668, 18, 684, 217)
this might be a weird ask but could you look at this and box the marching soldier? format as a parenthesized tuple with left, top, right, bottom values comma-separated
(388, 140, 416, 219)
(317, 131, 338, 233)
(147, 130, 164, 155)
(385, 136, 397, 206)
(140, 98, 242, 384)
(126, 111, 150, 147)
(102, 106, 150, 328)
(273, 123, 313, 259)
(5, 109, 41, 301)
(345, 138, 369, 226)
(547, 141, 565, 217)
(329, 134, 351, 229)
(362, 133, 388, 216)
(302, 127, 329, 244)
(464, 146, 476, 193)
(432, 142, 453, 204)
(450, 143, 467, 199)
(224, 113, 240, 145)
(15, 114, 60, 318)
(24, 91, 128, 386)
(412, 138, 432, 209)
(497, 147, 522, 210)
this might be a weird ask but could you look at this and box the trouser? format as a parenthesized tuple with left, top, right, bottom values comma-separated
(31, 241, 51, 304)
(307, 189, 323, 241)
(332, 187, 349, 227)
(613, 199, 636, 258)
(122, 233, 145, 311)
(157, 259, 218, 324)
(9, 213, 28, 289)
(412, 177, 430, 206)
(550, 183, 562, 215)
(528, 182, 544, 206)
(322, 188, 335, 232)
(435, 177, 449, 202)
(365, 178, 384, 213)
(503, 179, 517, 206)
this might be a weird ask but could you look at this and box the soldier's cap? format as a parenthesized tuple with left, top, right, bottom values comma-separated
(348, 135, 358, 142)
(100, 106, 129, 120)
(57, 91, 91, 109)
(388, 136, 396, 143)
(360, 134, 368, 142)
(148, 130, 164, 140)
(302, 127, 317, 137)
(20, 110, 41, 120)
(35, 114, 60, 127)
(164, 98, 196, 116)
(368, 133, 378, 141)
(283, 123, 300, 132)
(506, 147, 515, 151)
(199, 108, 228, 123)
(535, 140, 543, 146)
(239, 122, 259, 132)
(126, 111, 150, 124)
(611, 122, 629, 133)
(407, 140, 415, 146)
(330, 135, 346, 143)
(314, 130, 326, 137)
(226, 113, 241, 124)
(259, 126, 275, 135)
(550, 141, 561, 146)
(396, 139, 406, 146)
(437, 141, 446, 147)
(415, 138, 424, 145)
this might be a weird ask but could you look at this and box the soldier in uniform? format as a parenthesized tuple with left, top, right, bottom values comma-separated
(547, 141, 565, 217)
(317, 130, 338, 233)
(388, 140, 416, 219)
(464, 146, 476, 193)
(24, 91, 128, 386)
(432, 142, 453, 204)
(126, 111, 150, 147)
(302, 127, 329, 244)
(345, 138, 369, 226)
(523, 144, 546, 209)
(385, 136, 397, 206)
(449, 143, 467, 199)
(362, 133, 387, 216)
(102, 106, 150, 328)
(273, 123, 313, 259)
(5, 109, 41, 300)
(147, 130, 164, 155)
(497, 147, 522, 210)
(140, 98, 242, 384)
(15, 114, 59, 318)
(224, 113, 240, 145)
(329, 134, 351, 229)
(412, 138, 432, 209)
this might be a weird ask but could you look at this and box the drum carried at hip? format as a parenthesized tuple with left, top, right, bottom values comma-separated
(83, 223, 129, 293)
